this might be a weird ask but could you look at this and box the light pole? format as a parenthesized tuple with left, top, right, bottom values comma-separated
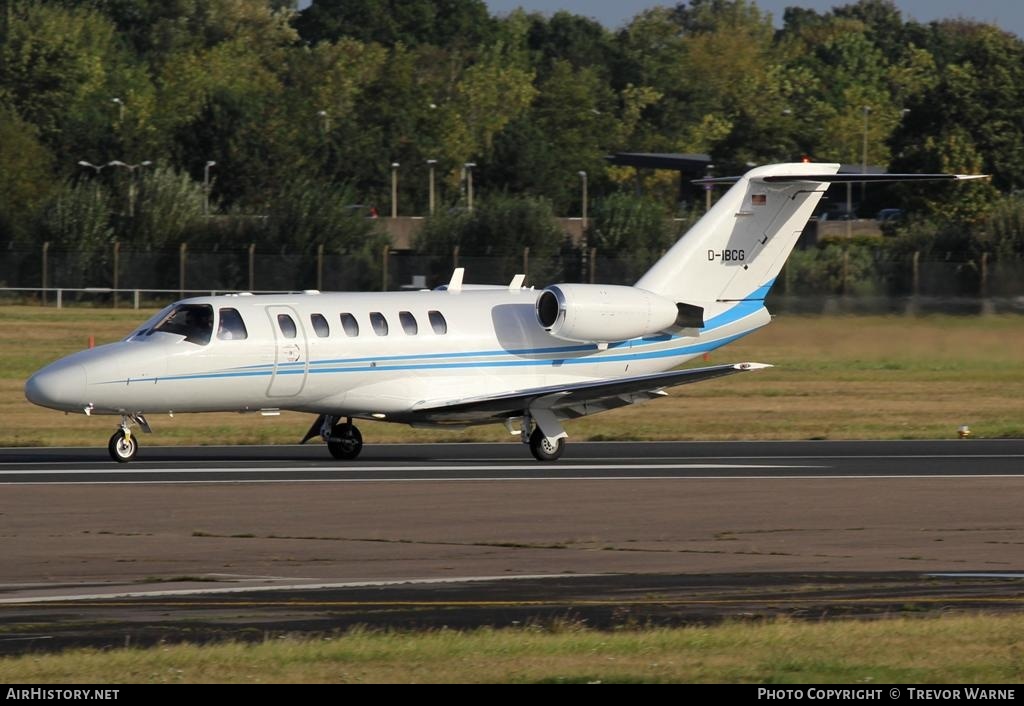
(78, 160, 110, 204)
(317, 110, 330, 134)
(112, 97, 124, 124)
(426, 159, 437, 215)
(464, 162, 476, 212)
(860, 105, 872, 208)
(861, 105, 871, 175)
(705, 163, 715, 212)
(578, 170, 588, 231)
(109, 160, 152, 216)
(390, 162, 400, 218)
(203, 160, 216, 216)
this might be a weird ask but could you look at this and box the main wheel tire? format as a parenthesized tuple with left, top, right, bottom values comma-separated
(529, 428, 565, 462)
(108, 429, 138, 463)
(328, 423, 363, 460)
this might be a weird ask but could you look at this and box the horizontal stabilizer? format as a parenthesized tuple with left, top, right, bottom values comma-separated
(694, 172, 989, 185)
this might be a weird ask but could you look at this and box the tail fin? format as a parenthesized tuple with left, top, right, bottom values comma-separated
(636, 162, 838, 305)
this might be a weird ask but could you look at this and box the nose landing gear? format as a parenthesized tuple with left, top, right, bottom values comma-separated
(107, 414, 150, 463)
(108, 428, 137, 463)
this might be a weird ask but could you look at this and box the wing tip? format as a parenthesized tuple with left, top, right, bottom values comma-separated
(734, 362, 773, 371)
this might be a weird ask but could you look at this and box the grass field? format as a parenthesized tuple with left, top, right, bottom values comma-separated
(1, 616, 1022, 683)
(3, 305, 1023, 447)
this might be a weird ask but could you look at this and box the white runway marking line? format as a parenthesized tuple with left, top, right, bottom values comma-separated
(3, 475, 1024, 486)
(0, 573, 604, 605)
(1, 454, 1022, 468)
(0, 463, 823, 475)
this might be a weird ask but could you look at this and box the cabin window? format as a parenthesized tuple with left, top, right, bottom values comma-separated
(370, 312, 389, 336)
(152, 304, 213, 345)
(399, 311, 418, 335)
(277, 314, 297, 339)
(217, 308, 248, 340)
(310, 313, 330, 338)
(428, 310, 447, 335)
(340, 313, 359, 337)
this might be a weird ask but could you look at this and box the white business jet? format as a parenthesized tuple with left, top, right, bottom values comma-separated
(25, 162, 984, 462)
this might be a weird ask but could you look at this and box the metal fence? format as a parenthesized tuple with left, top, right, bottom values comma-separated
(2, 244, 1023, 313)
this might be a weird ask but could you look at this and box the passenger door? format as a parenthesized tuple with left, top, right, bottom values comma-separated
(265, 306, 308, 397)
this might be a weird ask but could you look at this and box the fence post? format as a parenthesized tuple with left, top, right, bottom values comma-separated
(317, 243, 324, 291)
(589, 247, 597, 284)
(841, 249, 849, 296)
(41, 241, 49, 306)
(981, 251, 994, 315)
(906, 250, 921, 316)
(522, 246, 529, 278)
(112, 240, 120, 308)
(248, 243, 255, 291)
(381, 244, 390, 292)
(179, 242, 187, 299)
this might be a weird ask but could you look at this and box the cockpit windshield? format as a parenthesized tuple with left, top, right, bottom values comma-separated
(148, 304, 214, 345)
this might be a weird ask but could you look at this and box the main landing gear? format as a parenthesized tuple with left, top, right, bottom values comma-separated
(528, 427, 565, 462)
(107, 414, 150, 463)
(301, 414, 365, 460)
(519, 409, 567, 462)
(327, 419, 363, 460)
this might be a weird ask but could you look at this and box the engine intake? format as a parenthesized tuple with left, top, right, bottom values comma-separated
(536, 284, 685, 343)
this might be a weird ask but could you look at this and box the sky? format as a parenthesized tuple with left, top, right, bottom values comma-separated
(482, 0, 1024, 37)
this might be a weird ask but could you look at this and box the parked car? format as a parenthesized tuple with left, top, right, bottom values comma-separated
(876, 208, 905, 223)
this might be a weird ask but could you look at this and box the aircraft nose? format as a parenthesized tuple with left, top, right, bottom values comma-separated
(25, 363, 88, 411)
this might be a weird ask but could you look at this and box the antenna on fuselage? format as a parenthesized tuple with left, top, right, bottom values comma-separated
(446, 267, 464, 293)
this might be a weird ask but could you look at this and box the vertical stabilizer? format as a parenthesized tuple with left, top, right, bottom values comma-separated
(635, 162, 839, 305)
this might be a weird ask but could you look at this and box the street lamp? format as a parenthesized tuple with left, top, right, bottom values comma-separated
(464, 162, 476, 212)
(204, 160, 216, 216)
(390, 162, 400, 218)
(578, 170, 588, 231)
(317, 110, 330, 134)
(109, 160, 152, 216)
(426, 159, 437, 215)
(705, 163, 715, 212)
(860, 105, 872, 211)
(112, 97, 124, 124)
(861, 105, 871, 175)
(77, 160, 110, 176)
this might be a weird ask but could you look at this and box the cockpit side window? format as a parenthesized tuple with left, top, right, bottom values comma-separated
(217, 308, 248, 340)
(151, 304, 214, 345)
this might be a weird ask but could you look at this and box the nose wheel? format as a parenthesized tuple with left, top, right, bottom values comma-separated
(327, 420, 363, 460)
(108, 428, 138, 463)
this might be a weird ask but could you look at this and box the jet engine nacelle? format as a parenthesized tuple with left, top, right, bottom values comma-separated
(535, 284, 681, 344)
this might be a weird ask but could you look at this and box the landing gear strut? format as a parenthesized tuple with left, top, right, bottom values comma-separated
(327, 418, 363, 460)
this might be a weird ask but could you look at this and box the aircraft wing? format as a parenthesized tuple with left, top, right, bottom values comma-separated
(406, 362, 771, 425)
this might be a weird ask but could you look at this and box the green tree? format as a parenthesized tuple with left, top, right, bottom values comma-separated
(0, 106, 54, 244)
(294, 0, 494, 49)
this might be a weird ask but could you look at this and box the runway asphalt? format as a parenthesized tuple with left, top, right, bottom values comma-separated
(1, 438, 1022, 481)
(0, 440, 1021, 654)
